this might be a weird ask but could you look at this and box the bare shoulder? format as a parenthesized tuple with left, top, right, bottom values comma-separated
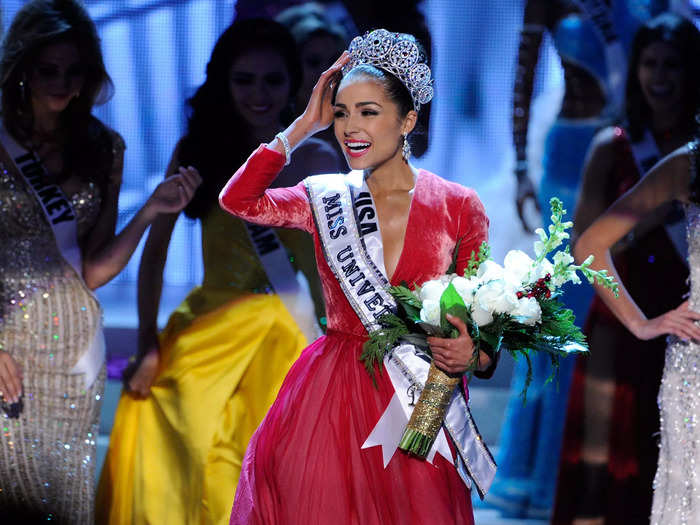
(617, 142, 695, 207)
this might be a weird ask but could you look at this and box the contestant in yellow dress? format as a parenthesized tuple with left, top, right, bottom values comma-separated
(95, 19, 341, 525)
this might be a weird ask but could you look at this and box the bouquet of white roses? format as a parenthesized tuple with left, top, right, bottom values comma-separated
(361, 198, 618, 458)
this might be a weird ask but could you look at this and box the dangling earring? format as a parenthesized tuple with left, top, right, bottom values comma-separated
(402, 133, 411, 162)
(18, 78, 26, 103)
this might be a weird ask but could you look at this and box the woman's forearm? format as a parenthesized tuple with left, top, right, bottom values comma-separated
(83, 203, 158, 290)
(136, 213, 176, 355)
(513, 26, 543, 167)
(574, 227, 647, 337)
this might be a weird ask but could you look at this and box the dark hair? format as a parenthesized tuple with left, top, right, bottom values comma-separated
(626, 13, 700, 142)
(0, 0, 115, 186)
(180, 18, 301, 219)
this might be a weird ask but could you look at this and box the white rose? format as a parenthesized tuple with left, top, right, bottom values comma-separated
(419, 299, 441, 326)
(476, 260, 505, 283)
(511, 296, 542, 325)
(419, 280, 447, 303)
(503, 250, 534, 285)
(470, 303, 494, 326)
(439, 274, 455, 285)
(473, 279, 519, 315)
(451, 276, 479, 305)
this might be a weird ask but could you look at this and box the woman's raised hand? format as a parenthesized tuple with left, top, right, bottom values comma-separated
(634, 300, 700, 342)
(299, 51, 350, 135)
(147, 166, 202, 216)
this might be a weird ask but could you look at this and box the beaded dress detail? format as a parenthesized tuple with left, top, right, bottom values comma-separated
(0, 136, 122, 524)
(651, 139, 700, 525)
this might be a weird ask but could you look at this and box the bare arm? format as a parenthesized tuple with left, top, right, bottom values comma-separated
(575, 145, 700, 340)
(513, 0, 546, 231)
(136, 145, 184, 357)
(82, 136, 201, 290)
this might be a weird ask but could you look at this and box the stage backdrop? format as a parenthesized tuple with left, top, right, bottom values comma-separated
(1, 0, 564, 327)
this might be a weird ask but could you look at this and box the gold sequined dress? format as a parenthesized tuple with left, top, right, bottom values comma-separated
(0, 139, 118, 523)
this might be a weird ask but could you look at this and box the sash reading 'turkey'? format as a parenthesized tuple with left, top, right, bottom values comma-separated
(14, 152, 75, 225)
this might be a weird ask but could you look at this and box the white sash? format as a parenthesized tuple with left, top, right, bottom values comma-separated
(306, 174, 497, 497)
(0, 125, 81, 274)
(243, 222, 321, 342)
(306, 173, 395, 332)
(629, 128, 661, 176)
(0, 125, 104, 389)
(629, 129, 688, 261)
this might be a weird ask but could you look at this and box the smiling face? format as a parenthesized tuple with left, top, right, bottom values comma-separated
(228, 48, 291, 131)
(28, 40, 86, 116)
(637, 41, 684, 116)
(333, 74, 416, 171)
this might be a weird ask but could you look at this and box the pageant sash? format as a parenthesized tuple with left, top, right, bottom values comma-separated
(306, 174, 496, 497)
(243, 222, 321, 342)
(629, 128, 661, 176)
(0, 125, 104, 388)
(629, 129, 688, 261)
(0, 125, 81, 274)
(306, 173, 395, 332)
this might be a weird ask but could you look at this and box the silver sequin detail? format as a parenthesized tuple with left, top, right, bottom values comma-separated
(651, 140, 700, 525)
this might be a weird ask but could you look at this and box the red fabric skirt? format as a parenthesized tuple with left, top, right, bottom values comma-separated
(230, 330, 474, 525)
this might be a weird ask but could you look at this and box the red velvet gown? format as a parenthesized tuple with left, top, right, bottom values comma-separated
(220, 145, 489, 525)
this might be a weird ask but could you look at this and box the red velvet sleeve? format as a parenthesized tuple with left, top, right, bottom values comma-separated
(218, 144, 313, 232)
(454, 188, 490, 275)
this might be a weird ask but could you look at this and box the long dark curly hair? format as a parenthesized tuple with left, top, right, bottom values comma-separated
(180, 18, 301, 219)
(626, 13, 700, 142)
(0, 0, 115, 186)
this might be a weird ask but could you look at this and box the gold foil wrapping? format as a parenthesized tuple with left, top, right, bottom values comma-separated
(402, 363, 460, 456)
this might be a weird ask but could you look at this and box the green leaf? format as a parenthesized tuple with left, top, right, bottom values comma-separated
(361, 313, 410, 387)
(439, 283, 468, 336)
(388, 285, 422, 308)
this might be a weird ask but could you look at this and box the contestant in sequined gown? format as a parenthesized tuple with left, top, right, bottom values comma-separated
(652, 144, 700, 523)
(576, 140, 700, 525)
(0, 2, 200, 522)
(0, 141, 112, 522)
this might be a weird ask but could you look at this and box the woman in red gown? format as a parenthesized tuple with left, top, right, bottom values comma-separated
(220, 31, 493, 524)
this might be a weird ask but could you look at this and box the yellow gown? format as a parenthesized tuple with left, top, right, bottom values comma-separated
(95, 206, 324, 525)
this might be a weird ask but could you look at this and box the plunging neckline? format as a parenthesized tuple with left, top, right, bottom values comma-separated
(363, 169, 422, 285)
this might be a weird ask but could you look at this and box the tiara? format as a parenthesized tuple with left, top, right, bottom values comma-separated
(343, 29, 433, 112)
